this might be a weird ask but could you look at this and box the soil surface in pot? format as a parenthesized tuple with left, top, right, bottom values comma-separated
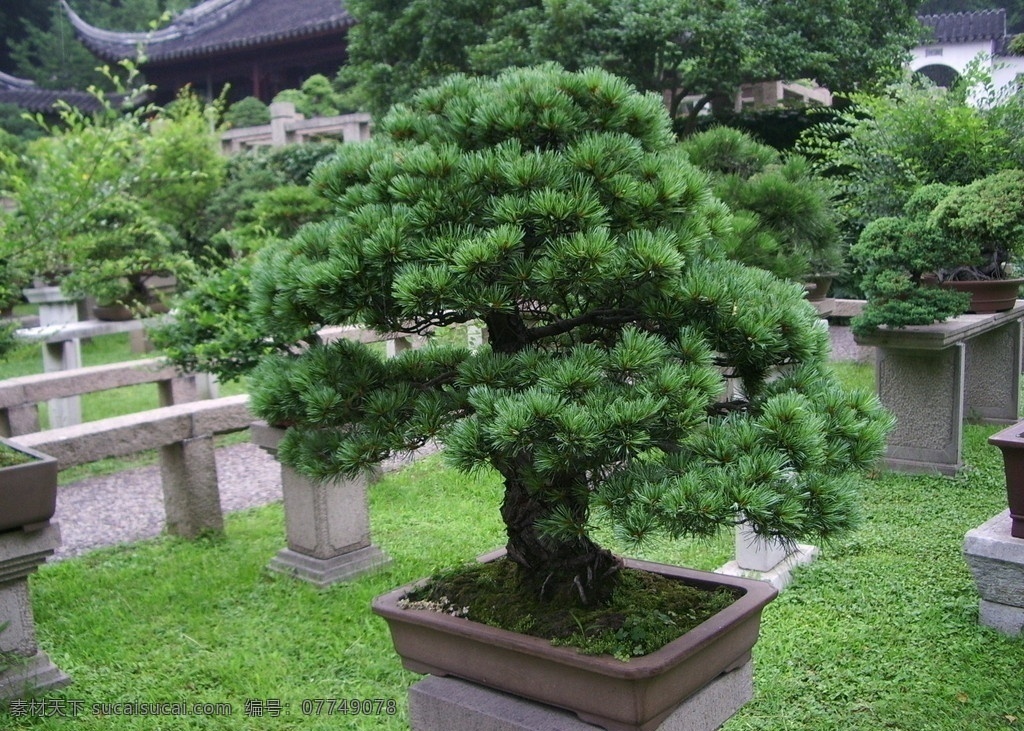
(401, 556, 738, 660)
(0, 443, 34, 467)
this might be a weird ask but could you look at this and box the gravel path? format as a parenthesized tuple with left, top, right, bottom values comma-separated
(50, 326, 872, 560)
(53, 442, 283, 560)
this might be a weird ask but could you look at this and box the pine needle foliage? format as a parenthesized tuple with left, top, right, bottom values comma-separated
(249, 65, 893, 606)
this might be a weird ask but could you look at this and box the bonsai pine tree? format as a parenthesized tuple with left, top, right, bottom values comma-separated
(249, 65, 892, 607)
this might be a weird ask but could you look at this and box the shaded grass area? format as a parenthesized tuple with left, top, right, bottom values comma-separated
(2, 362, 1023, 729)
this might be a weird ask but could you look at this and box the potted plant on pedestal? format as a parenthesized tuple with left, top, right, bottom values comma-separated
(850, 184, 977, 336)
(929, 169, 1024, 313)
(0, 439, 58, 534)
(248, 65, 893, 730)
(852, 172, 1024, 336)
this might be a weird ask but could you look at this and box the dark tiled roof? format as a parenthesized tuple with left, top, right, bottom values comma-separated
(63, 0, 353, 64)
(918, 9, 1007, 44)
(0, 71, 105, 113)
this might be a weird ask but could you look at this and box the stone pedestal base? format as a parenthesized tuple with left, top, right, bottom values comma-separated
(253, 422, 392, 587)
(408, 661, 753, 731)
(0, 524, 69, 699)
(0, 652, 71, 699)
(268, 545, 391, 588)
(964, 510, 1024, 636)
(717, 544, 819, 592)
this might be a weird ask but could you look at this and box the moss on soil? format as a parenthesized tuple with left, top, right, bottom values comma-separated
(0, 442, 33, 468)
(404, 557, 738, 661)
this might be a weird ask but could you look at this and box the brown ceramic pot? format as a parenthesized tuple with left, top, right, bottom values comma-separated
(372, 549, 777, 731)
(940, 277, 1024, 314)
(0, 440, 58, 534)
(988, 422, 1024, 539)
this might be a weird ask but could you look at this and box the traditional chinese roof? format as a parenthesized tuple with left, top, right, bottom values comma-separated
(61, 0, 354, 65)
(918, 9, 1007, 45)
(0, 71, 105, 114)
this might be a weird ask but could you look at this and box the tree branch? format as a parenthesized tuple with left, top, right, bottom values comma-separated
(526, 308, 641, 342)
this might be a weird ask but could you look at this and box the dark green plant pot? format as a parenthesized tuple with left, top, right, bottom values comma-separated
(373, 549, 777, 731)
(0, 440, 58, 534)
(804, 275, 834, 302)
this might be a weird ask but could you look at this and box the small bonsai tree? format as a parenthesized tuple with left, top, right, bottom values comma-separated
(250, 66, 892, 606)
(59, 197, 193, 309)
(850, 184, 976, 335)
(931, 169, 1024, 282)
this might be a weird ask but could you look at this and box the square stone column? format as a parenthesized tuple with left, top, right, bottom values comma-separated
(716, 523, 818, 591)
(0, 524, 70, 699)
(964, 510, 1024, 636)
(251, 423, 390, 587)
(877, 344, 965, 474)
(160, 435, 225, 538)
(22, 286, 82, 429)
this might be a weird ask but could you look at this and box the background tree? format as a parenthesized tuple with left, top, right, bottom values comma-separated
(249, 65, 892, 607)
(798, 67, 1024, 233)
(337, 0, 922, 122)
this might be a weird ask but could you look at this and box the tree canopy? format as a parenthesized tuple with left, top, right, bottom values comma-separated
(338, 0, 923, 121)
(250, 65, 892, 605)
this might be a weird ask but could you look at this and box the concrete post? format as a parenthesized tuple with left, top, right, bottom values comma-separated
(717, 522, 818, 591)
(386, 336, 413, 359)
(252, 422, 390, 587)
(269, 102, 297, 147)
(157, 375, 199, 407)
(22, 287, 82, 428)
(159, 435, 225, 538)
(0, 524, 70, 699)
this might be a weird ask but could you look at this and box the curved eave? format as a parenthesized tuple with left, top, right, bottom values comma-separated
(62, 0, 353, 64)
(142, 18, 356, 64)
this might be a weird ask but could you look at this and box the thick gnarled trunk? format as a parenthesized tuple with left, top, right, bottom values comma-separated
(499, 470, 622, 607)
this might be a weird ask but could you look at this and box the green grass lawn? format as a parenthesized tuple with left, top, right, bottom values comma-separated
(1, 362, 1022, 730)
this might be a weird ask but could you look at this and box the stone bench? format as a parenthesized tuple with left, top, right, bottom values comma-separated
(9, 395, 253, 538)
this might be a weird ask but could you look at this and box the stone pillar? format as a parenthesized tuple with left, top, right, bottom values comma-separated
(0, 524, 70, 699)
(877, 343, 965, 475)
(159, 436, 225, 538)
(964, 320, 1022, 424)
(158, 375, 200, 407)
(252, 422, 390, 587)
(269, 102, 297, 147)
(716, 523, 818, 591)
(964, 510, 1024, 636)
(386, 336, 413, 359)
(22, 286, 82, 429)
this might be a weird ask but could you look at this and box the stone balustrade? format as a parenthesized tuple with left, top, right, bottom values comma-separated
(10, 395, 253, 538)
(0, 357, 201, 437)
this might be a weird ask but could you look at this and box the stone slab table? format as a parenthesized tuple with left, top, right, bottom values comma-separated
(0, 523, 70, 699)
(854, 303, 1024, 475)
(964, 510, 1024, 637)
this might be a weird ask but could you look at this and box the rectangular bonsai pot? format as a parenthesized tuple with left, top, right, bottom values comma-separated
(372, 549, 777, 731)
(0, 440, 59, 534)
